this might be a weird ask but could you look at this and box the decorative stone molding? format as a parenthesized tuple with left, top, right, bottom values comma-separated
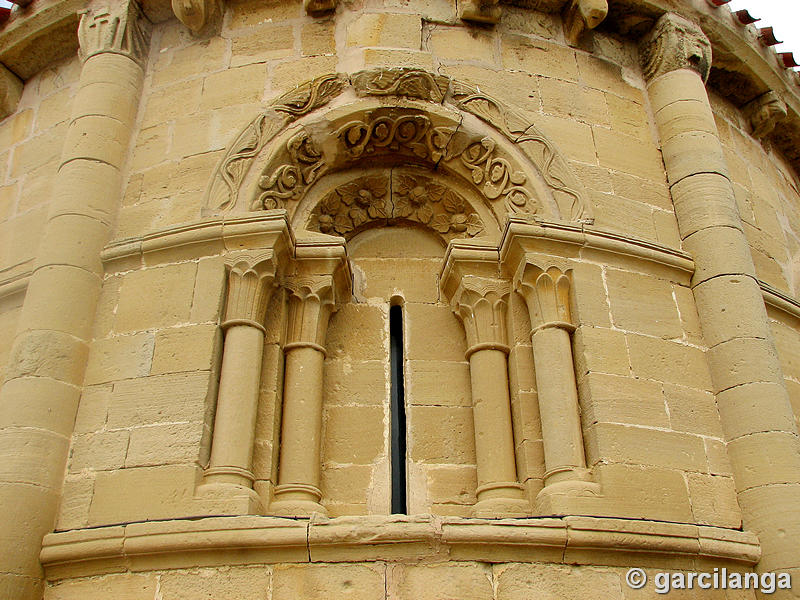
(284, 274, 337, 351)
(304, 0, 336, 16)
(459, 0, 501, 25)
(745, 91, 787, 139)
(640, 12, 711, 82)
(78, 0, 151, 66)
(0, 62, 21, 121)
(203, 69, 593, 226)
(171, 0, 221, 35)
(563, 0, 609, 47)
(452, 276, 511, 355)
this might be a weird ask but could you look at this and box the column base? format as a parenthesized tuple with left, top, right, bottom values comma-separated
(471, 496, 531, 518)
(195, 482, 263, 515)
(269, 483, 328, 518)
(535, 479, 602, 516)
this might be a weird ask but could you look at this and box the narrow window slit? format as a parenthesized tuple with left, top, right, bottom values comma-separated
(389, 304, 407, 514)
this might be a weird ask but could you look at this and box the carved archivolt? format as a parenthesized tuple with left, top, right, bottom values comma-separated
(203, 68, 593, 231)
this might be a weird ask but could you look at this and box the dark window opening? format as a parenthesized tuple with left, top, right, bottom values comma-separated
(389, 304, 407, 514)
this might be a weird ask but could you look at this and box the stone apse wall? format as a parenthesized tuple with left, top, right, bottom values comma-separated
(0, 0, 800, 598)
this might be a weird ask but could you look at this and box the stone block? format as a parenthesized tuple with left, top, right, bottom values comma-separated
(570, 262, 611, 327)
(226, 0, 302, 29)
(231, 25, 295, 67)
(88, 464, 199, 526)
(324, 359, 388, 406)
(671, 284, 703, 344)
(0, 483, 58, 576)
(323, 405, 385, 464)
(590, 191, 658, 242)
(707, 336, 783, 391)
(141, 79, 202, 128)
(130, 123, 170, 172)
(84, 333, 155, 385)
(0, 428, 70, 489)
(191, 256, 227, 323)
(125, 422, 205, 467)
(115, 263, 197, 333)
(106, 371, 214, 429)
(0, 108, 33, 149)
(626, 334, 712, 389)
(321, 464, 373, 505)
(408, 406, 474, 464)
(302, 21, 335, 56)
(605, 269, 682, 338)
(405, 303, 467, 361)
(5, 329, 89, 387)
(352, 257, 441, 303)
(595, 463, 693, 522)
(577, 53, 643, 101)
(594, 126, 666, 184)
(158, 566, 271, 600)
(73, 385, 112, 435)
(501, 34, 579, 81)
(35, 87, 73, 132)
(606, 93, 650, 138)
(578, 372, 668, 429)
(152, 36, 228, 87)
(573, 326, 630, 377)
(10, 123, 67, 178)
(151, 324, 220, 375)
(349, 13, 422, 50)
(272, 564, 385, 600)
(727, 432, 800, 490)
(586, 422, 707, 472)
(271, 56, 338, 91)
(200, 63, 267, 112)
(611, 171, 672, 211)
(429, 25, 493, 61)
(0, 376, 82, 438)
(55, 475, 94, 530)
(496, 563, 622, 600)
(44, 573, 157, 600)
(687, 473, 742, 528)
(69, 430, 130, 472)
(540, 77, 609, 126)
(663, 384, 723, 438)
(326, 303, 387, 361)
(407, 360, 471, 407)
(388, 563, 493, 600)
(534, 113, 597, 165)
(427, 465, 477, 505)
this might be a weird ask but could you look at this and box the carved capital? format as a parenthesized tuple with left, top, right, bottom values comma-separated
(459, 0, 500, 24)
(285, 275, 337, 349)
(78, 0, 151, 66)
(515, 263, 574, 332)
(640, 12, 711, 82)
(563, 0, 608, 47)
(745, 91, 787, 139)
(304, 0, 336, 15)
(0, 64, 22, 121)
(223, 253, 278, 329)
(452, 276, 511, 352)
(172, 0, 221, 34)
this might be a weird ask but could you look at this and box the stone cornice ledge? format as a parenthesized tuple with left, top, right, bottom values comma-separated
(40, 515, 760, 581)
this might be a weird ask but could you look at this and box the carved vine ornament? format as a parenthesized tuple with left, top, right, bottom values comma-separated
(203, 68, 594, 240)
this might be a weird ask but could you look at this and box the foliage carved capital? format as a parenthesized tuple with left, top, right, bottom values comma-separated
(515, 263, 574, 332)
(223, 253, 278, 328)
(285, 274, 337, 349)
(451, 276, 511, 351)
(78, 0, 151, 66)
(640, 12, 711, 82)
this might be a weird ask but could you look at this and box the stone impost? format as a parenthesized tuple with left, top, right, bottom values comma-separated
(269, 243, 350, 518)
(0, 3, 149, 598)
(642, 12, 800, 583)
(515, 261, 599, 513)
(441, 243, 530, 518)
(198, 252, 281, 512)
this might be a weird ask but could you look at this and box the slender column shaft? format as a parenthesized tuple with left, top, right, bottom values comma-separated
(270, 272, 340, 517)
(276, 345, 325, 493)
(205, 324, 265, 487)
(531, 326, 586, 483)
(0, 5, 148, 598)
(642, 13, 800, 582)
(469, 347, 520, 493)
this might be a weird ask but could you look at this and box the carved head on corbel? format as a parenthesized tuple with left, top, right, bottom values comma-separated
(745, 91, 787, 139)
(0, 64, 22, 121)
(640, 12, 712, 83)
(171, 0, 222, 35)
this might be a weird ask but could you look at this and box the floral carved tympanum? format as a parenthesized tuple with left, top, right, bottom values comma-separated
(311, 172, 484, 240)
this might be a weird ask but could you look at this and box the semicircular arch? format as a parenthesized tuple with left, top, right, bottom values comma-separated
(202, 68, 594, 243)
